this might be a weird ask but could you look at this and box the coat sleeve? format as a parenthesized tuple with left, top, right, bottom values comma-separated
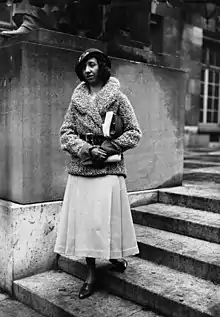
(111, 93, 142, 152)
(60, 100, 93, 158)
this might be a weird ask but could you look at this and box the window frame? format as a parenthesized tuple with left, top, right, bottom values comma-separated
(200, 40, 220, 126)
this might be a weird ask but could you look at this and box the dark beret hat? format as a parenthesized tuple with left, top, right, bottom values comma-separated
(75, 48, 111, 80)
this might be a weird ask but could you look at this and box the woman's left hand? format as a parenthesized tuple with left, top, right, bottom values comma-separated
(90, 147, 108, 161)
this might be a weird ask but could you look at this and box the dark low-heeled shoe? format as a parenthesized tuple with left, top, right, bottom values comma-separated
(78, 281, 96, 299)
(110, 259, 128, 273)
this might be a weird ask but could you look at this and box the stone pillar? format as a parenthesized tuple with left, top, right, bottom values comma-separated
(180, 24, 203, 127)
(163, 15, 203, 126)
(0, 29, 186, 204)
(0, 31, 106, 204)
(154, 3, 204, 146)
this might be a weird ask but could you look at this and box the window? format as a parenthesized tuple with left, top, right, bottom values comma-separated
(201, 6, 220, 32)
(200, 40, 220, 124)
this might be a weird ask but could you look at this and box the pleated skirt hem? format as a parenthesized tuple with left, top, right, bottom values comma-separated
(54, 245, 139, 260)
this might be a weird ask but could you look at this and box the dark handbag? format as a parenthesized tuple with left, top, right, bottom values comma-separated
(109, 113, 124, 139)
(101, 112, 124, 163)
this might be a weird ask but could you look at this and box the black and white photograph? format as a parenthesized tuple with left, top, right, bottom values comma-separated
(0, 0, 220, 316)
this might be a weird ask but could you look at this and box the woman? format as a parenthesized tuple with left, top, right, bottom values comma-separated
(54, 48, 142, 299)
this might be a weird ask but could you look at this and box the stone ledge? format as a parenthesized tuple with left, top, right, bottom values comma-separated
(128, 190, 158, 207)
(0, 28, 186, 72)
(0, 200, 62, 294)
(0, 28, 106, 52)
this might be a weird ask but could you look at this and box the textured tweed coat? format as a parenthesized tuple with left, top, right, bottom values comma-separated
(60, 76, 142, 177)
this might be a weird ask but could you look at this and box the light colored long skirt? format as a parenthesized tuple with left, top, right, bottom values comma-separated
(54, 174, 139, 259)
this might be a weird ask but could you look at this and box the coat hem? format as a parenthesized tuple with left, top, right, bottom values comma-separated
(67, 171, 126, 178)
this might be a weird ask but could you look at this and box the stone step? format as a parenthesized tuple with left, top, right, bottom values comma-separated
(186, 155, 220, 163)
(183, 171, 220, 184)
(135, 224, 220, 283)
(184, 162, 219, 169)
(158, 186, 220, 213)
(13, 270, 162, 317)
(58, 255, 220, 317)
(184, 160, 220, 168)
(0, 292, 44, 317)
(132, 203, 220, 243)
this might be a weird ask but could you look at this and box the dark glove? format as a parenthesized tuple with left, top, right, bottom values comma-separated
(100, 140, 121, 156)
(79, 144, 107, 166)
(90, 146, 108, 162)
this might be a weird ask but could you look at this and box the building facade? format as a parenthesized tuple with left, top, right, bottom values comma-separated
(150, 1, 220, 145)
(1, 0, 219, 145)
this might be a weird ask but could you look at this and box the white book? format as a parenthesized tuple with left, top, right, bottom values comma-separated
(105, 154, 122, 163)
(102, 111, 114, 137)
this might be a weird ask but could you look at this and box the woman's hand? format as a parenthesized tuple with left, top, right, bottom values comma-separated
(90, 147, 107, 161)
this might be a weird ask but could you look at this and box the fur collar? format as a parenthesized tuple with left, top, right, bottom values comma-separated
(71, 76, 121, 130)
(72, 77, 120, 113)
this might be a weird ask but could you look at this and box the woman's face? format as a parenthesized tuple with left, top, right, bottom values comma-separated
(82, 57, 100, 86)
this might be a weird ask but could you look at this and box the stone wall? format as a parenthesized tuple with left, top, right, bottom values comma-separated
(0, 29, 186, 204)
(112, 59, 186, 191)
(0, 199, 61, 294)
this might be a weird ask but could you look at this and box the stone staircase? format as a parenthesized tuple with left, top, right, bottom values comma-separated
(0, 292, 43, 317)
(11, 185, 220, 317)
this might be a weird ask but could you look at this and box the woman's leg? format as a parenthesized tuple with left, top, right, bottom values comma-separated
(79, 257, 96, 299)
(109, 258, 128, 273)
(85, 257, 96, 283)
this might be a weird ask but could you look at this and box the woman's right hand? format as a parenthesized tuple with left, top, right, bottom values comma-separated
(90, 147, 107, 161)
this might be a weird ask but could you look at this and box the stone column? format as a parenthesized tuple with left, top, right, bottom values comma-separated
(180, 23, 203, 127)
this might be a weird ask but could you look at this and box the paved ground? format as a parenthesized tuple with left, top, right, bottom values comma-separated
(184, 146, 220, 191)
